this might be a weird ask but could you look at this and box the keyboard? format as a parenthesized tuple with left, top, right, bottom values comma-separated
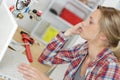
(0, 48, 29, 80)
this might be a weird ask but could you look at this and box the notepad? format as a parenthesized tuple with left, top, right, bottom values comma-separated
(42, 25, 58, 43)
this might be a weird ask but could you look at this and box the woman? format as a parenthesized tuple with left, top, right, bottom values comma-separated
(18, 6, 120, 80)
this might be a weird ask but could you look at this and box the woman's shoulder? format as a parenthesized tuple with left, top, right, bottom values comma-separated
(104, 52, 120, 67)
(98, 48, 120, 67)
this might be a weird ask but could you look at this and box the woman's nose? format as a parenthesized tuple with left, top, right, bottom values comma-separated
(82, 19, 89, 26)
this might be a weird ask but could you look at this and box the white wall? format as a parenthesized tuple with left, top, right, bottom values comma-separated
(102, 0, 120, 10)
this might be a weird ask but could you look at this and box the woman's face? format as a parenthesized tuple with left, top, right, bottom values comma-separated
(77, 9, 102, 41)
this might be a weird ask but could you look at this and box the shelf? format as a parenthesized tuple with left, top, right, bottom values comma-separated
(42, 0, 93, 28)
(31, 19, 50, 35)
(74, 0, 93, 11)
(31, 34, 47, 45)
(42, 11, 73, 30)
(30, 0, 90, 48)
(31, 20, 59, 45)
(30, 0, 103, 48)
(74, 0, 103, 11)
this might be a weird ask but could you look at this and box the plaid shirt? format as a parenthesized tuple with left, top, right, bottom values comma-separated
(38, 32, 120, 80)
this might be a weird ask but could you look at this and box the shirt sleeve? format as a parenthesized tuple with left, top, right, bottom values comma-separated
(38, 31, 83, 65)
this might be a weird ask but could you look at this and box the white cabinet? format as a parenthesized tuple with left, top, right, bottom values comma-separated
(31, 0, 104, 47)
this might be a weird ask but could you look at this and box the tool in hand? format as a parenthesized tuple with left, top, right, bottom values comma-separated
(20, 31, 34, 62)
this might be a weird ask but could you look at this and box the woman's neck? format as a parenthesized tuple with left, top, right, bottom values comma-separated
(87, 40, 107, 61)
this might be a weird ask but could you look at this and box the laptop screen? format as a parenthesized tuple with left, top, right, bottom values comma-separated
(0, 1, 18, 62)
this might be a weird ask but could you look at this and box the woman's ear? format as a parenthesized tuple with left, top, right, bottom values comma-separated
(99, 33, 107, 41)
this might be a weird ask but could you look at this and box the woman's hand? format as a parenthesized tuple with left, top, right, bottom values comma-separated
(18, 63, 50, 80)
(64, 22, 83, 37)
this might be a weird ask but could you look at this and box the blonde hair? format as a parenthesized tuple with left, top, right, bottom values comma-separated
(98, 6, 120, 61)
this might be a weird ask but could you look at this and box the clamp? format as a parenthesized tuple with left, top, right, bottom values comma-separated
(20, 31, 34, 62)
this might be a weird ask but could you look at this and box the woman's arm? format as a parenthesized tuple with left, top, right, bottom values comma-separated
(38, 23, 83, 65)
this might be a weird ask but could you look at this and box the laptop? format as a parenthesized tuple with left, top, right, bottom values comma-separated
(0, 2, 30, 80)
(0, 1, 18, 62)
